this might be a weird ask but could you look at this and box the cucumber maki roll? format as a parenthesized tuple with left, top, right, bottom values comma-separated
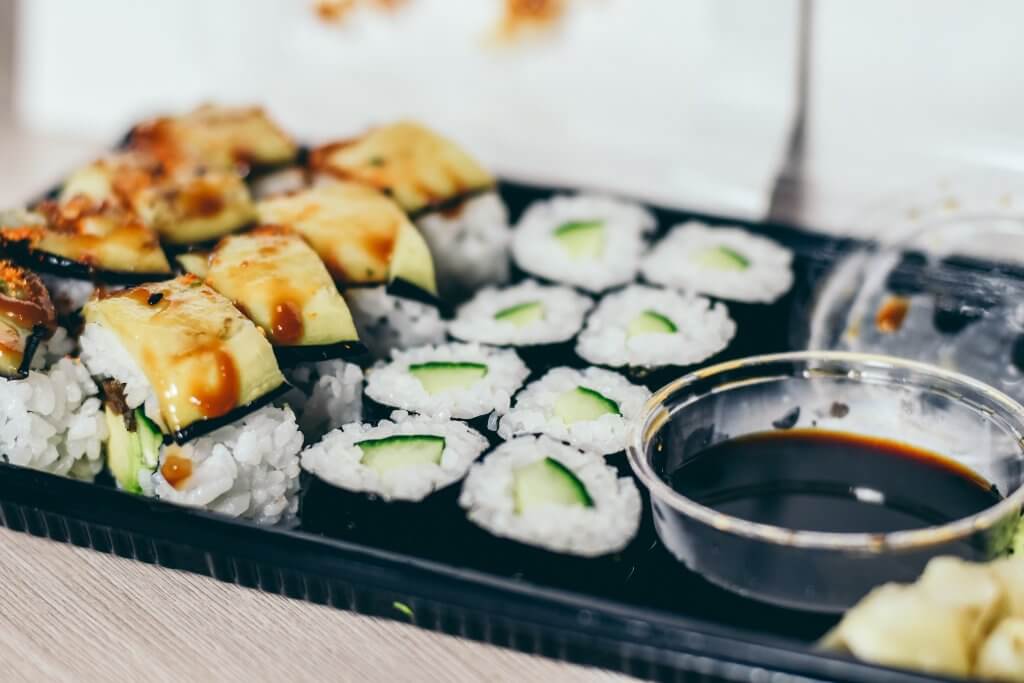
(642, 221, 794, 304)
(302, 411, 488, 502)
(575, 284, 735, 372)
(176, 226, 363, 364)
(0, 197, 173, 316)
(129, 104, 298, 175)
(365, 342, 529, 421)
(80, 276, 300, 524)
(459, 435, 642, 557)
(498, 367, 651, 456)
(511, 194, 656, 293)
(63, 151, 257, 246)
(310, 121, 509, 300)
(448, 279, 592, 351)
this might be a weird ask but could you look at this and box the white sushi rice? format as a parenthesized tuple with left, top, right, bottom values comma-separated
(576, 285, 736, 368)
(79, 322, 163, 429)
(40, 273, 97, 317)
(498, 367, 651, 454)
(344, 286, 446, 360)
(284, 359, 364, 440)
(512, 194, 656, 293)
(0, 357, 106, 481)
(365, 342, 529, 419)
(449, 279, 593, 347)
(29, 326, 76, 370)
(642, 221, 794, 303)
(302, 411, 489, 502)
(459, 435, 641, 557)
(150, 405, 303, 526)
(416, 192, 511, 297)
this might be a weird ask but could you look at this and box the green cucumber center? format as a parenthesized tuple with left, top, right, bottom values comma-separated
(695, 245, 750, 271)
(358, 434, 446, 474)
(554, 387, 621, 425)
(627, 310, 677, 338)
(494, 301, 545, 328)
(513, 457, 594, 513)
(408, 361, 488, 394)
(553, 220, 605, 260)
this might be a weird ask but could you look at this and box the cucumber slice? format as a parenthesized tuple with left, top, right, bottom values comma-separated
(136, 409, 163, 470)
(104, 406, 146, 493)
(408, 362, 488, 394)
(358, 434, 446, 475)
(696, 245, 750, 271)
(494, 301, 544, 328)
(553, 220, 604, 260)
(514, 457, 594, 513)
(554, 387, 621, 425)
(627, 310, 678, 337)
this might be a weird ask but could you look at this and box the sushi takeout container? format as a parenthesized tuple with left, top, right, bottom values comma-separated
(0, 179, 990, 683)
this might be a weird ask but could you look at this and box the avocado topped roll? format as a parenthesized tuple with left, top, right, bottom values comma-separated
(310, 121, 510, 299)
(80, 275, 286, 442)
(129, 104, 298, 174)
(62, 151, 257, 246)
(0, 259, 58, 379)
(177, 226, 363, 364)
(498, 367, 651, 456)
(459, 435, 642, 557)
(511, 194, 656, 293)
(642, 221, 794, 304)
(575, 284, 736, 380)
(364, 342, 529, 421)
(258, 182, 437, 298)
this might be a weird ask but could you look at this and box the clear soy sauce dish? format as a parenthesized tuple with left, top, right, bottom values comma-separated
(627, 351, 1024, 613)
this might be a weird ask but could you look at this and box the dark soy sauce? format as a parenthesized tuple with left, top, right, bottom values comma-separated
(672, 429, 1001, 533)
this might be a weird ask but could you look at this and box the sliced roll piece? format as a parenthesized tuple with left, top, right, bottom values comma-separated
(459, 435, 642, 557)
(448, 280, 593, 348)
(80, 275, 287, 443)
(283, 359, 364, 440)
(642, 221, 794, 303)
(302, 412, 489, 502)
(0, 259, 58, 379)
(365, 342, 529, 420)
(0, 357, 106, 481)
(257, 182, 438, 300)
(575, 284, 735, 369)
(0, 196, 172, 282)
(310, 121, 494, 216)
(342, 285, 446, 360)
(177, 226, 363, 363)
(129, 104, 298, 173)
(62, 151, 257, 246)
(511, 194, 656, 293)
(498, 367, 651, 455)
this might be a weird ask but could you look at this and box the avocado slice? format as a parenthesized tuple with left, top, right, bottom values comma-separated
(553, 220, 604, 260)
(513, 457, 594, 513)
(696, 245, 750, 271)
(104, 406, 161, 493)
(554, 387, 621, 425)
(494, 301, 544, 328)
(627, 310, 678, 337)
(408, 361, 488, 394)
(357, 434, 446, 475)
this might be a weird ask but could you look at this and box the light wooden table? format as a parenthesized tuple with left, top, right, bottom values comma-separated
(0, 129, 636, 683)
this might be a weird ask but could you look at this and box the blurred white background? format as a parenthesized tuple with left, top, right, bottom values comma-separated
(5, 0, 1024, 230)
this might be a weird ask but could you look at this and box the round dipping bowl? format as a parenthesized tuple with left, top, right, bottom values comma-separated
(627, 351, 1024, 613)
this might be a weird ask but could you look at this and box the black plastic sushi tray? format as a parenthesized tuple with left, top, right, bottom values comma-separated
(0, 180, 957, 683)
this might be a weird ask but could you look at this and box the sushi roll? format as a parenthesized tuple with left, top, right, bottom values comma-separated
(302, 411, 488, 502)
(0, 260, 105, 479)
(458, 435, 642, 557)
(575, 284, 736, 383)
(310, 121, 510, 299)
(0, 197, 173, 319)
(498, 367, 651, 456)
(175, 226, 364, 364)
(79, 276, 301, 524)
(447, 279, 592, 369)
(300, 411, 489, 558)
(511, 194, 656, 293)
(341, 286, 446, 360)
(641, 221, 794, 304)
(128, 104, 298, 175)
(62, 151, 257, 246)
(364, 342, 529, 426)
